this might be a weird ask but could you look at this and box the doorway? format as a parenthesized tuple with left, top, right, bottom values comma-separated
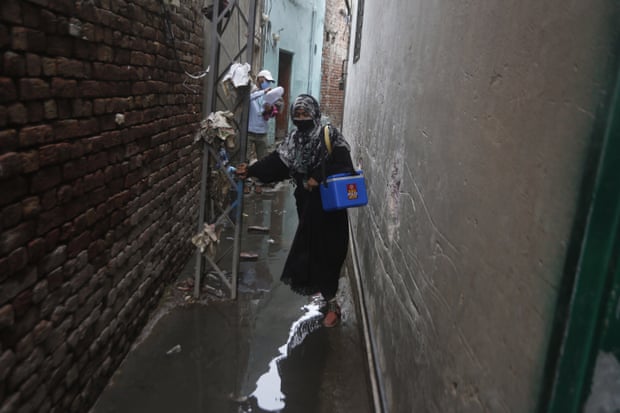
(276, 50, 293, 142)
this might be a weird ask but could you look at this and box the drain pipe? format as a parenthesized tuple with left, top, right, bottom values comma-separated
(307, 6, 316, 93)
(349, 223, 386, 413)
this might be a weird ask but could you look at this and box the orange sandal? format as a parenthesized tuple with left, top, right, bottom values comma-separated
(322, 299, 341, 328)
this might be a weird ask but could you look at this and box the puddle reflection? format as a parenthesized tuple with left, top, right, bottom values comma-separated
(249, 302, 323, 411)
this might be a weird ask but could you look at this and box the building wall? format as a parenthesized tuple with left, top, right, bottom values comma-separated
(343, 0, 619, 411)
(0, 0, 203, 411)
(260, 0, 325, 140)
(319, 0, 349, 129)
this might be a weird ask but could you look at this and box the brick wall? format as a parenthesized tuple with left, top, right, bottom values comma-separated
(320, 0, 349, 129)
(0, 0, 204, 411)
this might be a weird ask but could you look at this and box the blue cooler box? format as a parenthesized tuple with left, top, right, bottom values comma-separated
(320, 170, 368, 211)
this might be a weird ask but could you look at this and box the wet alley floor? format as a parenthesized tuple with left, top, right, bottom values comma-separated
(91, 183, 375, 413)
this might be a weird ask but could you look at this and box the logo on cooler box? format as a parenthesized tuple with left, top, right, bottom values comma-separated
(346, 183, 358, 200)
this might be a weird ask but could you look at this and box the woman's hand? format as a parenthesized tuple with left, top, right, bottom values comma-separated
(304, 177, 319, 191)
(235, 163, 248, 180)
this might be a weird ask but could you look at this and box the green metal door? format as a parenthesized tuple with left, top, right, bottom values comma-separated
(541, 66, 620, 413)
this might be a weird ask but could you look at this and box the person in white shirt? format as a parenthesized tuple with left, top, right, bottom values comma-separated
(246, 69, 277, 193)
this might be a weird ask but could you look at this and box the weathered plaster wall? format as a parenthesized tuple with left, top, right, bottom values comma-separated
(261, 0, 325, 107)
(0, 0, 203, 411)
(343, 1, 619, 411)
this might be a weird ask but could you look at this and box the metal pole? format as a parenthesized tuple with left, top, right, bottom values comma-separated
(194, 0, 222, 299)
(230, 0, 257, 300)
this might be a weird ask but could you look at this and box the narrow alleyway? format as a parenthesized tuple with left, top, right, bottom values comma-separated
(90, 183, 374, 413)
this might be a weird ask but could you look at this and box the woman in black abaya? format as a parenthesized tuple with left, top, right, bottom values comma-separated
(236, 94, 354, 327)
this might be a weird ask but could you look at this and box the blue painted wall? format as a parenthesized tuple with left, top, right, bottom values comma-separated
(258, 0, 326, 141)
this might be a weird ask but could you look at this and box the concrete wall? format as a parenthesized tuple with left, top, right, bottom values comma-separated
(0, 0, 203, 411)
(343, 1, 619, 412)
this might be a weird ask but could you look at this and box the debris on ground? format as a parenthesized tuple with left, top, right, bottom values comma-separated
(248, 225, 269, 233)
(240, 252, 259, 260)
(166, 344, 182, 355)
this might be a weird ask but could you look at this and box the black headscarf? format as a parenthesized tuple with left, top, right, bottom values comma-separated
(277, 94, 349, 175)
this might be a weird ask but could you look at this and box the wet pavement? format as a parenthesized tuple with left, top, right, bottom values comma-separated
(91, 182, 374, 413)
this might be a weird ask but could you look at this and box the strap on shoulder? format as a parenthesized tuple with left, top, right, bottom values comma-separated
(323, 125, 332, 154)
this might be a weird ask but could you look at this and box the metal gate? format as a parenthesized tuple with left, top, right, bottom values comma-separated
(193, 0, 257, 299)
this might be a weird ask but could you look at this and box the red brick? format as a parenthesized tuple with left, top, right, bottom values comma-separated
(12, 27, 46, 53)
(0, 152, 22, 179)
(63, 197, 88, 222)
(83, 171, 104, 191)
(0, 221, 35, 255)
(7, 247, 28, 273)
(56, 57, 88, 78)
(27, 238, 45, 263)
(25, 53, 42, 77)
(0, 257, 7, 282)
(27, 101, 43, 123)
(1, 0, 22, 24)
(100, 113, 117, 131)
(0, 176, 27, 207)
(0, 129, 17, 152)
(73, 209, 94, 233)
(0, 303, 14, 328)
(53, 118, 99, 139)
(79, 80, 106, 98)
(42, 57, 57, 76)
(62, 159, 87, 181)
(3, 51, 26, 77)
(13, 289, 33, 317)
(101, 131, 122, 148)
(46, 267, 63, 291)
(39, 143, 72, 167)
(57, 184, 74, 204)
(96, 45, 114, 63)
(50, 77, 78, 98)
(20, 150, 39, 174)
(89, 186, 108, 207)
(21, 197, 41, 219)
(22, 2, 42, 29)
(39, 145, 61, 166)
(43, 99, 58, 120)
(87, 239, 105, 261)
(108, 177, 124, 197)
(67, 231, 90, 258)
(56, 99, 72, 119)
(0, 105, 7, 129)
(1, 203, 21, 229)
(46, 35, 73, 57)
(33, 320, 52, 344)
(40, 188, 56, 210)
(30, 166, 61, 193)
(93, 99, 106, 115)
(19, 125, 53, 147)
(19, 78, 50, 100)
(0, 78, 17, 103)
(0, 24, 8, 49)
(59, 221, 74, 242)
(72, 99, 92, 118)
(82, 135, 106, 154)
(85, 152, 108, 172)
(7, 102, 27, 124)
(43, 228, 59, 251)
(69, 141, 84, 158)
